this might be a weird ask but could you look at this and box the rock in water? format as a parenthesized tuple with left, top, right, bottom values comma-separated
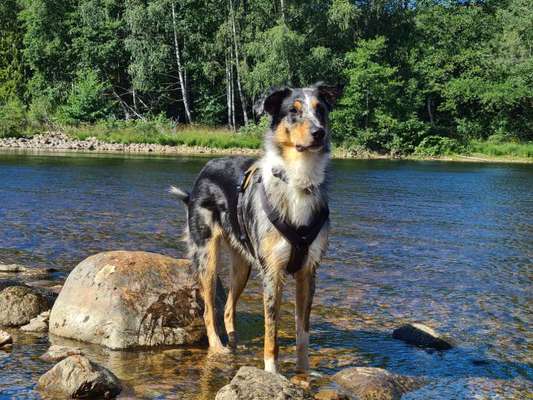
(392, 323, 452, 350)
(20, 310, 50, 332)
(40, 345, 84, 362)
(0, 330, 13, 348)
(215, 366, 313, 400)
(0, 285, 54, 327)
(37, 355, 122, 399)
(333, 367, 424, 400)
(0, 264, 27, 273)
(49, 251, 226, 349)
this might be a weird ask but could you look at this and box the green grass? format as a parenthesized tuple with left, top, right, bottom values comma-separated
(65, 120, 263, 149)
(468, 139, 533, 159)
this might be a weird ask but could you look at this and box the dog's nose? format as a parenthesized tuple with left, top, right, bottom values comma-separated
(312, 128, 325, 141)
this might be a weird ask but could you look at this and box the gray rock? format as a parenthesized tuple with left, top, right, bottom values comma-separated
(215, 366, 313, 400)
(37, 355, 122, 398)
(20, 310, 50, 332)
(392, 323, 452, 350)
(40, 345, 84, 362)
(333, 367, 424, 400)
(49, 251, 226, 349)
(0, 330, 13, 348)
(0, 286, 54, 327)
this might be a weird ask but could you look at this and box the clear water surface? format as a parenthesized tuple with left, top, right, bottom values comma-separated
(0, 152, 531, 398)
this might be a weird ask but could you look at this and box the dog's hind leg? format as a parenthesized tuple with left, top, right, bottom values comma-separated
(295, 266, 316, 373)
(224, 249, 251, 349)
(196, 224, 228, 354)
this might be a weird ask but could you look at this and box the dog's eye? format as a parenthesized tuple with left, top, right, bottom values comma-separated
(289, 107, 299, 114)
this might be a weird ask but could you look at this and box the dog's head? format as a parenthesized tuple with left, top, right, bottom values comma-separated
(257, 83, 342, 157)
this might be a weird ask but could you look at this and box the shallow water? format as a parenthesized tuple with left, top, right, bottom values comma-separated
(0, 152, 531, 398)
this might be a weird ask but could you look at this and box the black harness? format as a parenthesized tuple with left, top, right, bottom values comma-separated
(237, 166, 329, 274)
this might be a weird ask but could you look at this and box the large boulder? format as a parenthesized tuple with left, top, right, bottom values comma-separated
(37, 355, 122, 399)
(0, 285, 54, 327)
(215, 366, 313, 400)
(49, 251, 226, 349)
(333, 367, 424, 400)
(392, 323, 452, 350)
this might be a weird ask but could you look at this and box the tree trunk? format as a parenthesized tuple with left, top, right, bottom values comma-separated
(229, 0, 249, 125)
(226, 52, 233, 130)
(280, 0, 286, 22)
(427, 96, 434, 126)
(171, 3, 192, 124)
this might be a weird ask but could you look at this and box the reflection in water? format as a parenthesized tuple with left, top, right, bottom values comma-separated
(0, 153, 532, 398)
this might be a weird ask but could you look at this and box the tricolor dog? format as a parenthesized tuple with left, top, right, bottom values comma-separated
(171, 83, 341, 373)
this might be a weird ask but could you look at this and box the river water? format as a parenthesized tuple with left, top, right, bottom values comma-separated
(0, 152, 531, 398)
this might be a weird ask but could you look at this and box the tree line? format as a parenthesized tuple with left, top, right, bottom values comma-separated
(0, 0, 531, 154)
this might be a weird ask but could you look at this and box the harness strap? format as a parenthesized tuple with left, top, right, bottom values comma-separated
(258, 180, 329, 274)
(237, 165, 258, 257)
(237, 166, 329, 274)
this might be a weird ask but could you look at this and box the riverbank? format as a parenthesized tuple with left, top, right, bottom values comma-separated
(0, 130, 531, 163)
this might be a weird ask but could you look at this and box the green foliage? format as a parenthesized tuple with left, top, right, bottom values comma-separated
(238, 116, 269, 137)
(67, 119, 262, 149)
(414, 136, 465, 156)
(57, 70, 112, 125)
(469, 139, 533, 158)
(0, 0, 531, 156)
(0, 98, 27, 137)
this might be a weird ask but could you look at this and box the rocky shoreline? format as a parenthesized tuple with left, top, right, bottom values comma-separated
(1, 131, 531, 163)
(0, 132, 261, 157)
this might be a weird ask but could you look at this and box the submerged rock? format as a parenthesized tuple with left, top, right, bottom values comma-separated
(333, 367, 424, 400)
(0, 330, 13, 348)
(215, 366, 313, 400)
(314, 390, 348, 400)
(0, 285, 54, 327)
(49, 251, 226, 349)
(37, 355, 122, 399)
(40, 345, 84, 362)
(392, 323, 452, 350)
(20, 310, 50, 332)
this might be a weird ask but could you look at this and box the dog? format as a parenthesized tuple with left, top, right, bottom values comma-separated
(171, 83, 341, 374)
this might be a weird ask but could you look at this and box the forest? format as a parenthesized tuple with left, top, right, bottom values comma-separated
(0, 0, 531, 156)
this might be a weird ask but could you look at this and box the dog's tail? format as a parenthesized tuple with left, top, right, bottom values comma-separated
(169, 186, 190, 205)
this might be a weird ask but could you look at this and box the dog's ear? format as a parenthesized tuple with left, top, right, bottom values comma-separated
(255, 87, 292, 117)
(316, 83, 343, 110)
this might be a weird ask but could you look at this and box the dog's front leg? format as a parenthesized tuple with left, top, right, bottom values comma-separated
(295, 267, 315, 372)
(263, 272, 284, 373)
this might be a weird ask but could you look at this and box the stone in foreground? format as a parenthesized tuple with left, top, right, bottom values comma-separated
(215, 366, 313, 400)
(0, 330, 13, 348)
(0, 285, 54, 327)
(392, 323, 452, 350)
(0, 263, 27, 273)
(333, 367, 423, 400)
(20, 310, 50, 332)
(37, 355, 121, 399)
(49, 251, 225, 349)
(40, 345, 84, 362)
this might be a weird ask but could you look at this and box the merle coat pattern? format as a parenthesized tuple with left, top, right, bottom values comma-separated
(171, 83, 342, 374)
